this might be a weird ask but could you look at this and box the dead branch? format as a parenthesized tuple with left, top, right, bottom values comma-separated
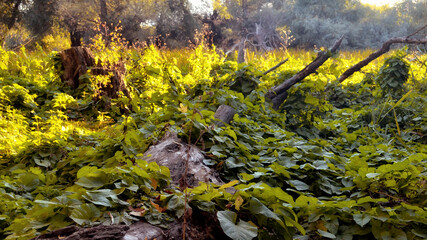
(266, 36, 344, 109)
(339, 24, 427, 83)
(405, 23, 427, 38)
(263, 59, 289, 75)
(338, 37, 427, 83)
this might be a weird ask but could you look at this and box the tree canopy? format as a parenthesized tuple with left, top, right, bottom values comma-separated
(1, 0, 426, 50)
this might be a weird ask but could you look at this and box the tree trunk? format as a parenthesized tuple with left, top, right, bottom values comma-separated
(100, 0, 108, 24)
(70, 30, 82, 47)
(59, 47, 95, 89)
(7, 0, 22, 29)
(237, 37, 246, 64)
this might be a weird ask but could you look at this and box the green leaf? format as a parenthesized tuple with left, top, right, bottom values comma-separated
(217, 210, 258, 240)
(353, 214, 371, 227)
(289, 180, 309, 191)
(318, 229, 336, 239)
(249, 197, 280, 221)
(77, 166, 99, 179)
(70, 203, 101, 225)
(76, 175, 107, 188)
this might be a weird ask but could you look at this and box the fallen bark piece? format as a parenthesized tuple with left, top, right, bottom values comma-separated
(214, 104, 236, 127)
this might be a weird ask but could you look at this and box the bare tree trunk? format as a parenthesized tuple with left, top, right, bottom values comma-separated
(100, 0, 108, 24)
(266, 36, 344, 109)
(7, 0, 22, 29)
(59, 47, 131, 109)
(70, 30, 82, 47)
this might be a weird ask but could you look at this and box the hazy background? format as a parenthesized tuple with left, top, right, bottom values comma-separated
(1, 0, 426, 50)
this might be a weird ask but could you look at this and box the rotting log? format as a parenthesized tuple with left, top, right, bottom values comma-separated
(339, 24, 427, 83)
(266, 36, 344, 110)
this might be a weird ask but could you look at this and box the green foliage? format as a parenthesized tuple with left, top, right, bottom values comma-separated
(376, 51, 410, 99)
(0, 42, 426, 240)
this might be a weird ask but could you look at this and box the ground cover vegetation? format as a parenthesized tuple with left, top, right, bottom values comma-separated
(0, 32, 426, 239)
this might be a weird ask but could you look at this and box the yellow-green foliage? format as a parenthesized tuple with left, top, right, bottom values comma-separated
(0, 41, 426, 240)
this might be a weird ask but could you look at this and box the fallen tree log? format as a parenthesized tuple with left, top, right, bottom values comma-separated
(338, 24, 427, 83)
(266, 36, 344, 109)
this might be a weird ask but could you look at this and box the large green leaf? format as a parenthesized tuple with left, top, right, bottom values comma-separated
(353, 214, 371, 227)
(70, 203, 101, 225)
(217, 210, 258, 240)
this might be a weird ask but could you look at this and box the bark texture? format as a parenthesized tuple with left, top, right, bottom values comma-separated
(33, 225, 129, 240)
(142, 132, 222, 188)
(59, 46, 95, 89)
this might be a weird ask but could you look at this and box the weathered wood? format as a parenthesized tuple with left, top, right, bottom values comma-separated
(59, 47, 131, 104)
(59, 47, 95, 89)
(142, 132, 222, 187)
(214, 104, 236, 127)
(122, 222, 165, 240)
(91, 62, 131, 99)
(33, 225, 129, 240)
(338, 38, 427, 83)
(266, 36, 344, 109)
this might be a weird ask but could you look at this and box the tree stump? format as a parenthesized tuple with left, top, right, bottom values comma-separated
(59, 47, 95, 89)
(58, 47, 131, 104)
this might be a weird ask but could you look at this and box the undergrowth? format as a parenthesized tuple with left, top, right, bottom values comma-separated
(0, 42, 426, 240)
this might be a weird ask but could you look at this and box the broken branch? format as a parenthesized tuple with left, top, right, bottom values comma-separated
(338, 37, 427, 83)
(263, 58, 289, 75)
(266, 35, 344, 109)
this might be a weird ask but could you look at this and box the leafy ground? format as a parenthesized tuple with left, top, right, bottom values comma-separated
(0, 42, 426, 240)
